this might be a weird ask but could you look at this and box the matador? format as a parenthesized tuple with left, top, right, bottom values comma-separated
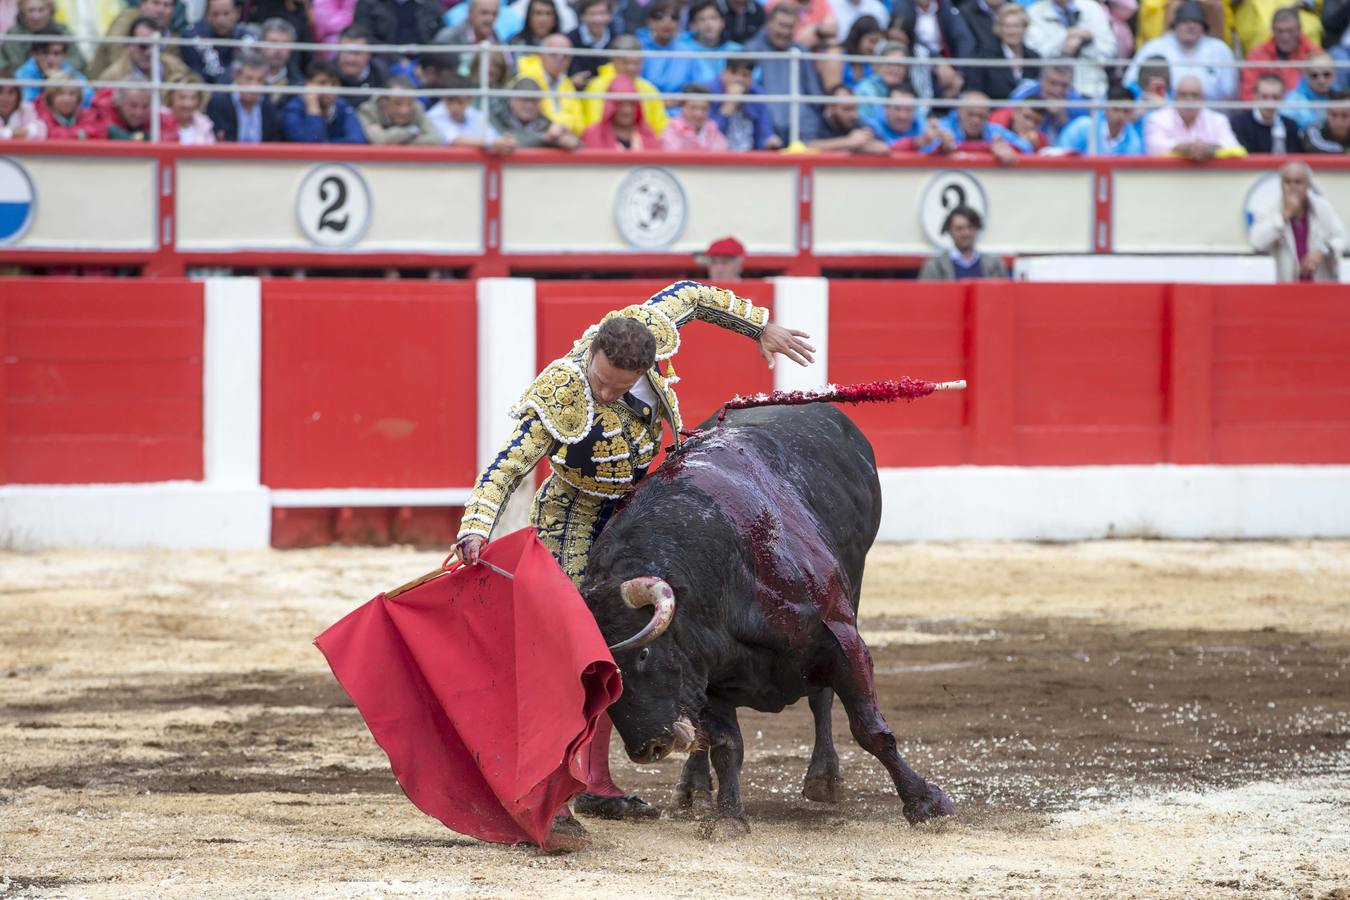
(452, 280, 814, 829)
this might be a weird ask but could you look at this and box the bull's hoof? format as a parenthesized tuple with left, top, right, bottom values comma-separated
(903, 784, 956, 825)
(698, 815, 751, 841)
(573, 792, 659, 821)
(802, 773, 843, 804)
(673, 785, 714, 818)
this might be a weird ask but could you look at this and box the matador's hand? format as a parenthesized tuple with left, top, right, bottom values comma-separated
(758, 323, 816, 369)
(454, 535, 486, 565)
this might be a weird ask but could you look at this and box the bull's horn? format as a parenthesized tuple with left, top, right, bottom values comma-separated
(608, 577, 676, 653)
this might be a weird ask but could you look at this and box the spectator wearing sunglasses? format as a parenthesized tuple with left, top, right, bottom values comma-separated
(1281, 53, 1339, 130)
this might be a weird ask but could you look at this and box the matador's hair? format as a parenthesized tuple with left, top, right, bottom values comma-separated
(593, 317, 656, 372)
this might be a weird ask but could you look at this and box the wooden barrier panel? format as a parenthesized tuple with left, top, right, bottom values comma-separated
(828, 281, 969, 468)
(260, 281, 477, 489)
(1206, 284, 1350, 464)
(829, 281, 1350, 467)
(1, 279, 203, 484)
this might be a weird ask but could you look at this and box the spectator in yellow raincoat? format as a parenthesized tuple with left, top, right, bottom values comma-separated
(580, 33, 669, 136)
(516, 32, 587, 134)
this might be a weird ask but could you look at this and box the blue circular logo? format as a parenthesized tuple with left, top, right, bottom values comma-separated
(0, 157, 36, 245)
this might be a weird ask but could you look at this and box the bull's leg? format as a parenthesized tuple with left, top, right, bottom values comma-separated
(674, 748, 714, 816)
(827, 631, 955, 825)
(802, 687, 843, 803)
(699, 700, 750, 839)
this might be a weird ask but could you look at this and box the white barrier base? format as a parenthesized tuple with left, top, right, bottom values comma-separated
(878, 465, 1350, 541)
(0, 483, 271, 550)
(1013, 255, 1350, 283)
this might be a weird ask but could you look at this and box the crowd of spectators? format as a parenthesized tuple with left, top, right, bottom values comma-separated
(1, 0, 1348, 154)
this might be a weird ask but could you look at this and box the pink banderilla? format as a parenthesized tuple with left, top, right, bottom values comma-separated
(716, 378, 967, 422)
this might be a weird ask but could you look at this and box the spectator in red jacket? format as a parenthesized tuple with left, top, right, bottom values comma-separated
(34, 73, 105, 139)
(1241, 8, 1320, 100)
(103, 79, 163, 140)
(582, 75, 660, 149)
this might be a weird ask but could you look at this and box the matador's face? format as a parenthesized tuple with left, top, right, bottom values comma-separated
(587, 349, 644, 406)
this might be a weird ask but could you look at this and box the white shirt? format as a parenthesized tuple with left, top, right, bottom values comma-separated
(426, 103, 500, 144)
(1125, 32, 1238, 100)
(913, 2, 942, 55)
(829, 0, 890, 40)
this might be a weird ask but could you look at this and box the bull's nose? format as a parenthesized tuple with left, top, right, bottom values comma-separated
(630, 738, 672, 763)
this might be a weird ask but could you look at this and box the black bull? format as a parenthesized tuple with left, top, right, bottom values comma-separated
(580, 404, 955, 830)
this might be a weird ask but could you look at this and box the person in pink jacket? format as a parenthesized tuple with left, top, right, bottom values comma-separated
(165, 76, 217, 144)
(660, 83, 729, 151)
(0, 68, 48, 139)
(312, 0, 359, 44)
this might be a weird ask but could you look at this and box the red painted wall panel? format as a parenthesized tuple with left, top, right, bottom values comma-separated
(2, 279, 203, 484)
(1011, 283, 1167, 464)
(534, 280, 775, 432)
(261, 281, 477, 489)
(828, 282, 969, 468)
(1209, 284, 1350, 463)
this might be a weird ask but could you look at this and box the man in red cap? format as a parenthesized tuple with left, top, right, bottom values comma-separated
(696, 235, 746, 281)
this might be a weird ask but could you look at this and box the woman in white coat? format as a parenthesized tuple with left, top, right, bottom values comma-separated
(1250, 162, 1347, 283)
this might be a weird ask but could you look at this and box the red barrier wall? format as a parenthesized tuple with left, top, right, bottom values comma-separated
(0, 279, 203, 484)
(829, 281, 1350, 468)
(535, 281, 775, 431)
(261, 281, 477, 489)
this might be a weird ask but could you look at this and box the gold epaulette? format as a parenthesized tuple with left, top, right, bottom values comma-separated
(511, 357, 595, 445)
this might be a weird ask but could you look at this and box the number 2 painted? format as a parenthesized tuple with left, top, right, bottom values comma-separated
(318, 175, 349, 233)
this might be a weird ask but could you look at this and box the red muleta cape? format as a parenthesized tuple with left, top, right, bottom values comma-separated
(314, 528, 621, 849)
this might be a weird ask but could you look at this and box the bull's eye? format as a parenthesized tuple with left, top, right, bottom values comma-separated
(637, 647, 650, 667)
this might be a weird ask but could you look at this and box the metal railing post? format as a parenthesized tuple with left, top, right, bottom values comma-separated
(477, 39, 491, 125)
(150, 37, 162, 143)
(789, 45, 801, 147)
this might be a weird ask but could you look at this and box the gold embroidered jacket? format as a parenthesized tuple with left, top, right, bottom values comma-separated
(457, 281, 769, 541)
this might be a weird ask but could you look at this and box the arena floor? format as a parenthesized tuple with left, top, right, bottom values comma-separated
(1, 541, 1348, 898)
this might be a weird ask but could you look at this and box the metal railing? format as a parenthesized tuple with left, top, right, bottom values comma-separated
(1, 31, 1346, 152)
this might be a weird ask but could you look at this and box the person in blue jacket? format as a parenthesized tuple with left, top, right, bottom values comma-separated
(705, 58, 781, 149)
(282, 58, 368, 143)
(1056, 85, 1145, 155)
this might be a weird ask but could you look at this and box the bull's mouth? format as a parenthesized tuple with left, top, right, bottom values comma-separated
(627, 716, 697, 763)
